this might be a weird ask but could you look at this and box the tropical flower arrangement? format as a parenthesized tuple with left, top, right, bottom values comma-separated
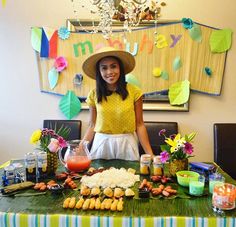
(30, 126, 70, 153)
(159, 129, 196, 163)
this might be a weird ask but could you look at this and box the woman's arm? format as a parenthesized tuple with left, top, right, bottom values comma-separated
(135, 97, 154, 157)
(81, 106, 97, 143)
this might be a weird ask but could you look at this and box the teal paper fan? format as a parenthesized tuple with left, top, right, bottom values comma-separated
(59, 90, 81, 119)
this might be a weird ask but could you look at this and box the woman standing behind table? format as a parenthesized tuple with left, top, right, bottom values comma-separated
(81, 47, 154, 160)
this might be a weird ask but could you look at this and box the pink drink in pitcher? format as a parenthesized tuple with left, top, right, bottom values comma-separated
(66, 156, 91, 172)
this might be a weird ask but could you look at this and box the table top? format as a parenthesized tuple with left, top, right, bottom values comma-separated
(0, 159, 236, 227)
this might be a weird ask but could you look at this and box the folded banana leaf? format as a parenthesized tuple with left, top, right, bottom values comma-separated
(1, 181, 35, 194)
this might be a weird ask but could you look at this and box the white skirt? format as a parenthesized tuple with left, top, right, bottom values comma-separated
(90, 133, 140, 161)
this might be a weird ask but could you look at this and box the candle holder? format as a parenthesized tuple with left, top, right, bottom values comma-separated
(212, 183, 236, 214)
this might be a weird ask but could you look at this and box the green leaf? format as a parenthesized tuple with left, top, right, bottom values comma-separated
(172, 56, 182, 71)
(210, 28, 233, 53)
(160, 144, 170, 152)
(168, 80, 190, 105)
(59, 90, 81, 120)
(187, 132, 196, 142)
(188, 23, 202, 42)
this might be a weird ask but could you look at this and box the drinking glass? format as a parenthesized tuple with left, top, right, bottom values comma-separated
(189, 175, 205, 196)
(209, 173, 225, 194)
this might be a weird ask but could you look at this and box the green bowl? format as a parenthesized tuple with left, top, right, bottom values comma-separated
(176, 170, 200, 187)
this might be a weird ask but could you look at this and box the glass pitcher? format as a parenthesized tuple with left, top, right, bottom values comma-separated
(58, 140, 91, 172)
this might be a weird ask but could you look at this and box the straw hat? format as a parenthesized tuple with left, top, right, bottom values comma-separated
(82, 46, 135, 80)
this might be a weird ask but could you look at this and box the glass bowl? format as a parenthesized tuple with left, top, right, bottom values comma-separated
(176, 170, 200, 187)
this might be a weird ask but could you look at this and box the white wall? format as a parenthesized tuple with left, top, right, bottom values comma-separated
(0, 0, 235, 163)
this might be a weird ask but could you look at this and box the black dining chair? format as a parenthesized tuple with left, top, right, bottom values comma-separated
(214, 123, 236, 179)
(139, 121, 178, 156)
(43, 119, 82, 141)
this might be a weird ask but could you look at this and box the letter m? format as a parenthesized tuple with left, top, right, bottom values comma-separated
(73, 41, 93, 57)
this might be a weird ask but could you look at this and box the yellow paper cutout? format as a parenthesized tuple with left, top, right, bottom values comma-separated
(155, 34, 168, 48)
(153, 67, 162, 77)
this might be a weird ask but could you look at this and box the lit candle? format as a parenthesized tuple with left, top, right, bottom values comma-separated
(212, 183, 236, 210)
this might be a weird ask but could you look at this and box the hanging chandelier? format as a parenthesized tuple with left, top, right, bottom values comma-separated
(70, 0, 165, 39)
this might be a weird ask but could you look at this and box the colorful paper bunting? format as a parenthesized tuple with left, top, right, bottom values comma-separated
(168, 80, 190, 105)
(173, 56, 182, 71)
(210, 29, 233, 53)
(125, 74, 141, 88)
(48, 68, 59, 89)
(189, 23, 202, 42)
(31, 27, 42, 52)
(59, 91, 81, 120)
(40, 28, 58, 58)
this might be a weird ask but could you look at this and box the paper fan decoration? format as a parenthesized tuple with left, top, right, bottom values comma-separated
(59, 91, 81, 119)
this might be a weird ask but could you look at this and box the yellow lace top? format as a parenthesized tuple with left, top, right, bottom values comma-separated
(86, 83, 143, 134)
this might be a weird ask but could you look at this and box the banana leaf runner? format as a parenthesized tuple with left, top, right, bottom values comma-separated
(0, 159, 236, 221)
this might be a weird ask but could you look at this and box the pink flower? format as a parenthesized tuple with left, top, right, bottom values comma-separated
(54, 56, 68, 72)
(183, 142, 193, 154)
(47, 138, 60, 153)
(160, 151, 170, 163)
(58, 136, 67, 148)
(158, 129, 166, 137)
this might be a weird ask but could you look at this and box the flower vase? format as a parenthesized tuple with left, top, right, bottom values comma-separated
(169, 159, 189, 177)
(47, 152, 58, 176)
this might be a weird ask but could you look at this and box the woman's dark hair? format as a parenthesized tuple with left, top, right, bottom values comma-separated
(95, 56, 128, 103)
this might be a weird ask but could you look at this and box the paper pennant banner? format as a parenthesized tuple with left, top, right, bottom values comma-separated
(59, 91, 81, 120)
(125, 74, 141, 88)
(188, 23, 202, 42)
(40, 28, 58, 58)
(210, 28, 233, 53)
(168, 80, 190, 105)
(48, 68, 59, 89)
(173, 56, 182, 71)
(31, 27, 42, 52)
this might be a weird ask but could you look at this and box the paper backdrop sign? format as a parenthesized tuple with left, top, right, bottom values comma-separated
(168, 80, 190, 105)
(59, 91, 81, 119)
(35, 22, 229, 101)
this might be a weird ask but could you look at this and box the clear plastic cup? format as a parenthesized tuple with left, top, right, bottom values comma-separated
(189, 175, 205, 196)
(209, 173, 225, 194)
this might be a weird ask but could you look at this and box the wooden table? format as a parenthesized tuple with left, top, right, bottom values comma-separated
(0, 159, 236, 227)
